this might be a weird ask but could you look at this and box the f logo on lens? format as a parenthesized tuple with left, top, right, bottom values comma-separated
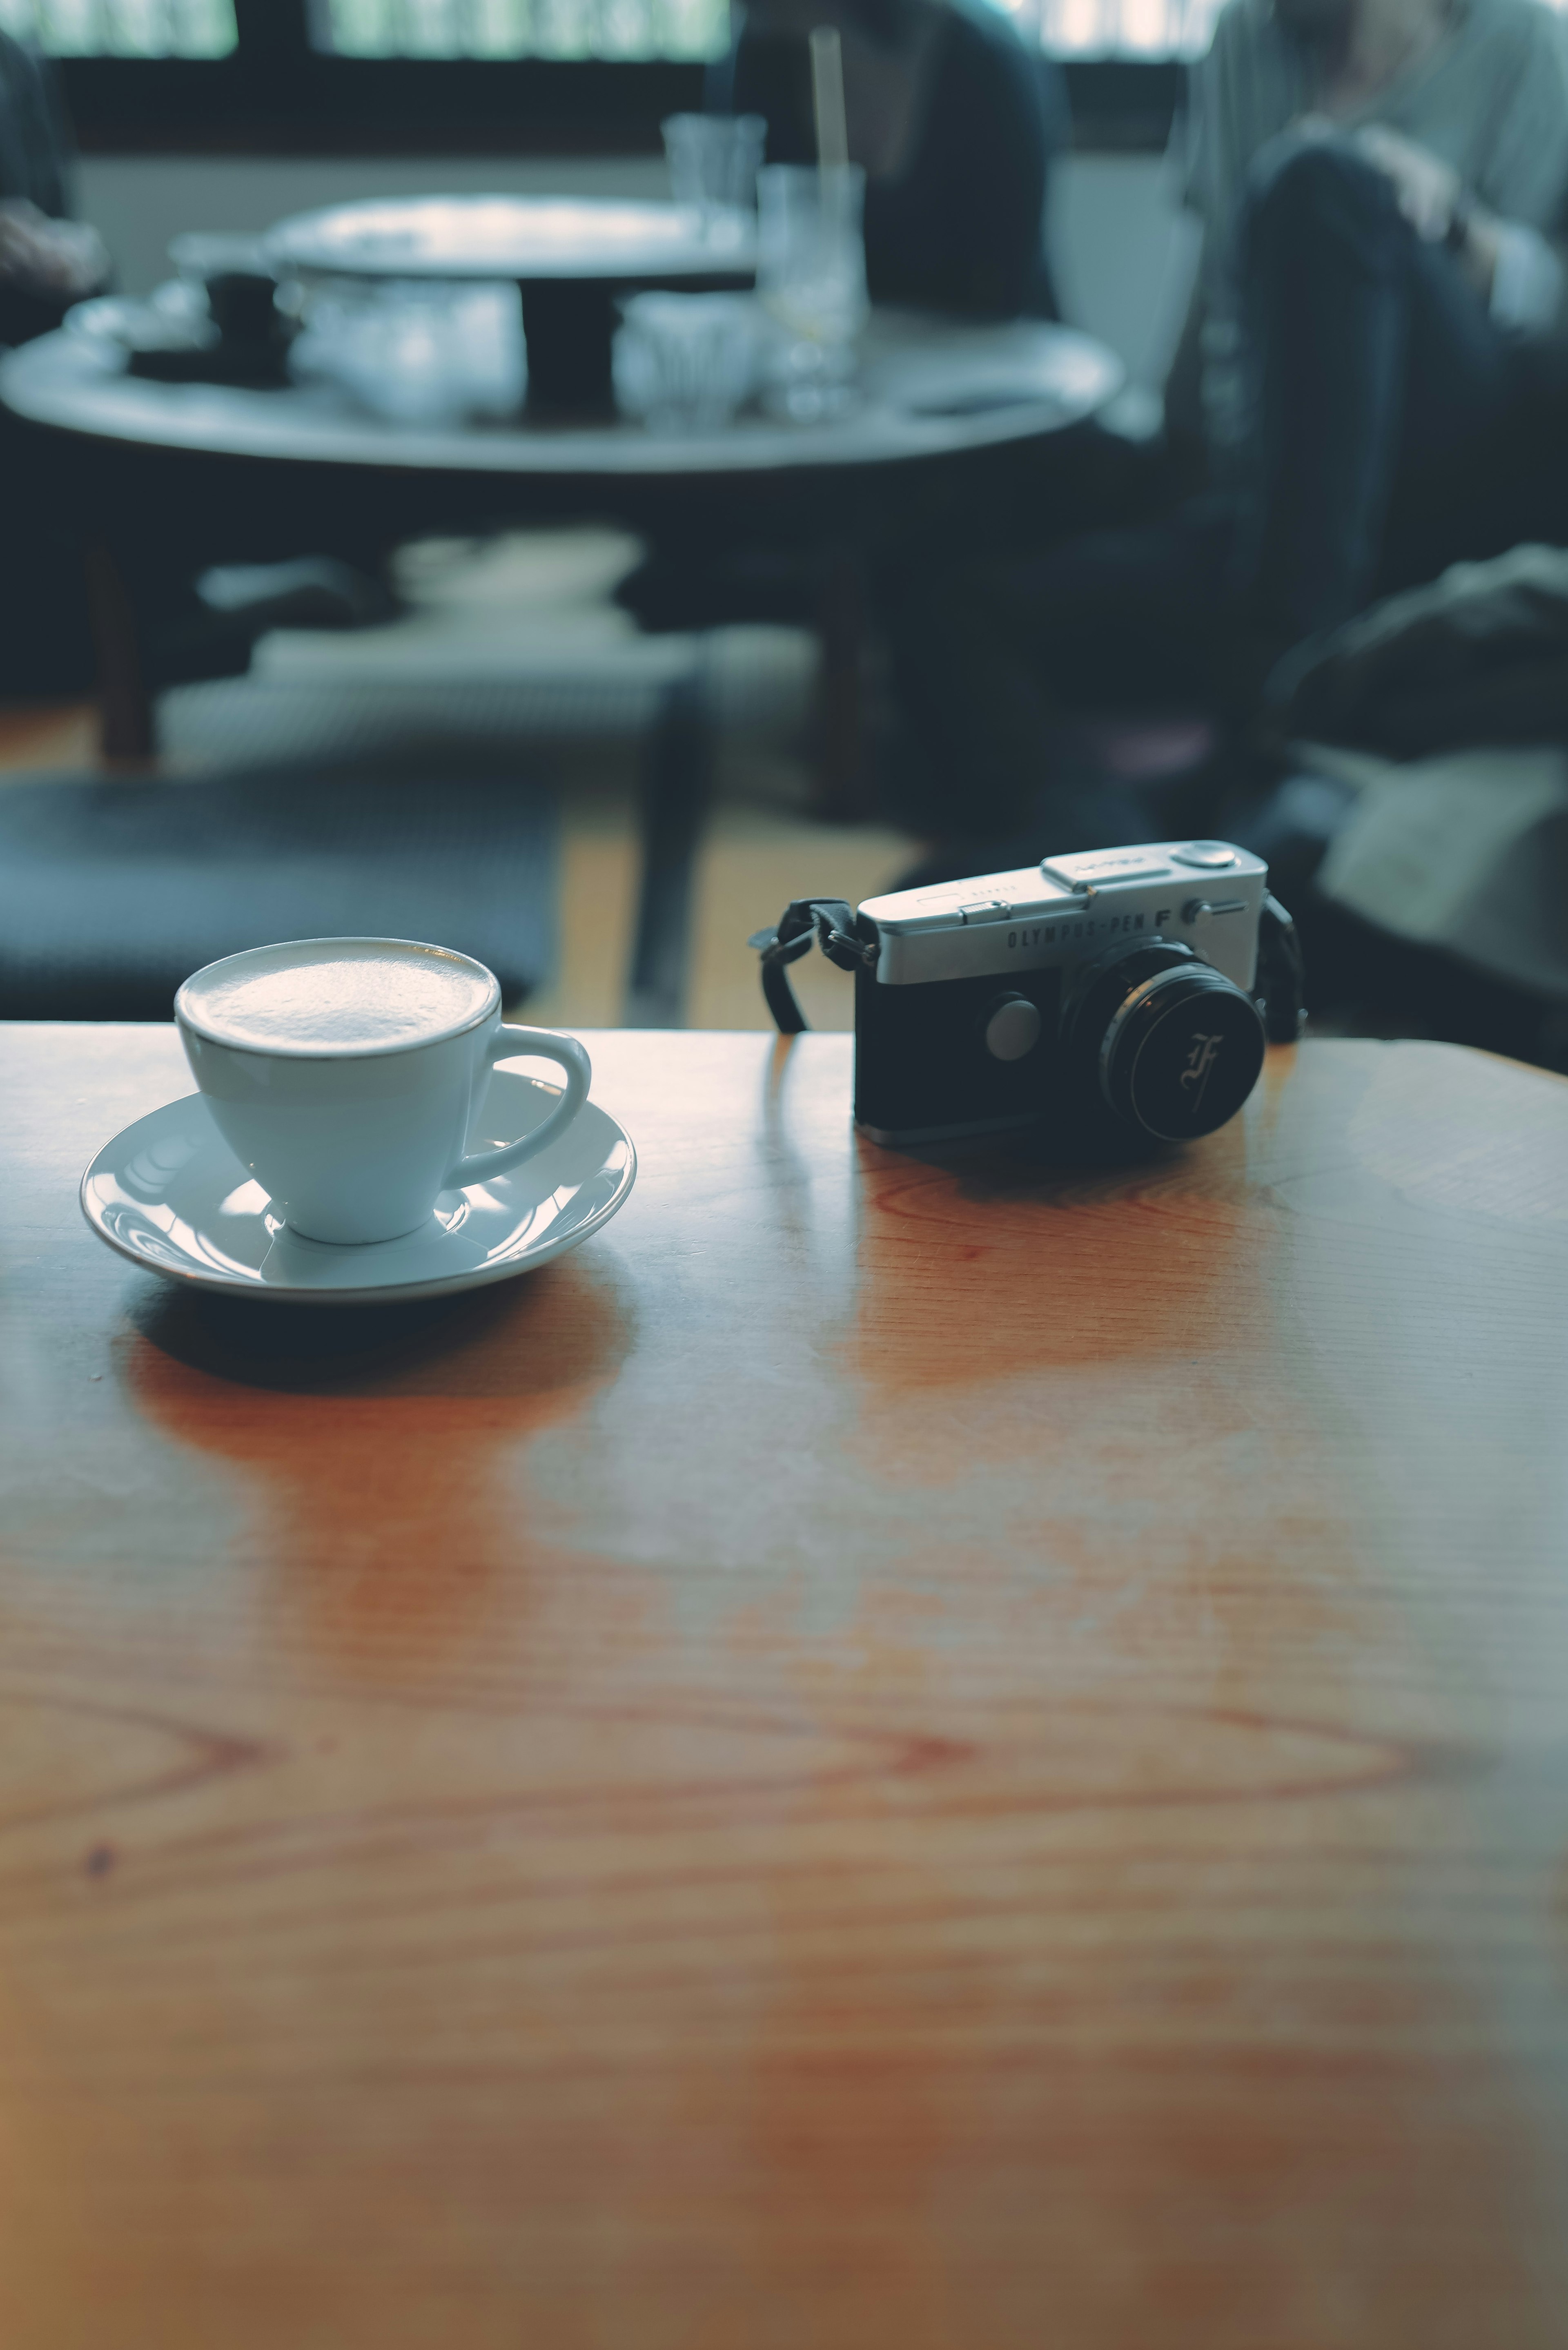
(1180, 1030, 1225, 1117)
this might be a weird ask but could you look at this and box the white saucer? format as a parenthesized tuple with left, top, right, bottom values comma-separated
(80, 1068, 636, 1304)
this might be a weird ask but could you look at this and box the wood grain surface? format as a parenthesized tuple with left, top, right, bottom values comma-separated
(2, 1025, 1567, 2350)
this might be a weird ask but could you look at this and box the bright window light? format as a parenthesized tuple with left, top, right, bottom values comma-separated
(303, 0, 1287, 63)
(997, 0, 1226, 57)
(0, 0, 237, 51)
(308, 0, 729, 61)
(17, 0, 1560, 72)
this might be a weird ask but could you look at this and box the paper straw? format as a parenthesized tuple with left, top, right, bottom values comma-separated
(810, 26, 849, 174)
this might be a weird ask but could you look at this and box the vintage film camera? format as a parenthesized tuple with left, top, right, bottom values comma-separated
(751, 841, 1305, 1148)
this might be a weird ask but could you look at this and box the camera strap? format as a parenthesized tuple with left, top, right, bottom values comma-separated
(1256, 892, 1308, 1043)
(748, 899, 878, 1035)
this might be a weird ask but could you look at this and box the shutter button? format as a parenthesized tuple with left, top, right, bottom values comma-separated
(981, 994, 1042, 1062)
(1172, 841, 1238, 870)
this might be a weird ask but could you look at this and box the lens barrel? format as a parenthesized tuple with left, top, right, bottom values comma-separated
(1068, 942, 1266, 1142)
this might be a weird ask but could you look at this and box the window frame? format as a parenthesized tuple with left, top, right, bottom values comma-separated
(52, 0, 1181, 156)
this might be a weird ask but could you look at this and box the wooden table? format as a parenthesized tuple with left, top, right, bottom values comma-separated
(4, 1024, 1568, 2349)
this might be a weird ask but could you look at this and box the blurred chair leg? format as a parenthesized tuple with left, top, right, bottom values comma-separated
(624, 658, 715, 1029)
(814, 544, 873, 823)
(84, 541, 156, 761)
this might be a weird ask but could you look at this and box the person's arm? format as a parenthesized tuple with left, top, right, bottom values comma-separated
(1163, 67, 1212, 448)
(1356, 9, 1568, 332)
(1469, 2, 1568, 327)
(1447, 198, 1564, 333)
(1480, 216, 1566, 331)
(0, 37, 107, 317)
(1169, 4, 1256, 460)
(0, 201, 105, 300)
(1161, 270, 1208, 454)
(1355, 123, 1564, 328)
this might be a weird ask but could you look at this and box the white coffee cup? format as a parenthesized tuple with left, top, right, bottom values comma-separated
(175, 936, 591, 1246)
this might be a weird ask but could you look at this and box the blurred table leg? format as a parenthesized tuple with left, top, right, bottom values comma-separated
(814, 540, 872, 823)
(83, 540, 156, 762)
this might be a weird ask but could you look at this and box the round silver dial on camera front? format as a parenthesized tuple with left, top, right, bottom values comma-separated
(982, 993, 1042, 1062)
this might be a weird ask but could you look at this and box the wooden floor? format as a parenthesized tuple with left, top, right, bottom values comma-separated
(0, 702, 99, 776)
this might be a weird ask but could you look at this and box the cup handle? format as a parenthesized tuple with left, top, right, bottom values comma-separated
(444, 1027, 592, 1190)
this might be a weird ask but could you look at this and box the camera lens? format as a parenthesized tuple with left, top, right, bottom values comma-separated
(1068, 942, 1266, 1141)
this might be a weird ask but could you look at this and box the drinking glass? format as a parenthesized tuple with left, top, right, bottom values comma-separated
(295, 279, 525, 424)
(614, 292, 758, 434)
(755, 164, 868, 420)
(662, 112, 767, 248)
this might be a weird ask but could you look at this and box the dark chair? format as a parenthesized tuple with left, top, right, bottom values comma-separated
(0, 769, 557, 1021)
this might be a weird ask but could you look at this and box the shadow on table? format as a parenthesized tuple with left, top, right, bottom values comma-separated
(844, 1086, 1286, 1403)
(122, 1253, 635, 1398)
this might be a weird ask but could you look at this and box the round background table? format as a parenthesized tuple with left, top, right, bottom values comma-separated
(0, 308, 1123, 785)
(4, 308, 1120, 479)
(267, 195, 761, 414)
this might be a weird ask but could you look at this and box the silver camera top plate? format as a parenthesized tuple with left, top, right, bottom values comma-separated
(859, 841, 1269, 991)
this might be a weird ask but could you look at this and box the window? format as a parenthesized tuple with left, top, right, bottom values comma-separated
(30, 0, 1193, 158)
(308, 0, 727, 62)
(0, 0, 236, 52)
(309, 0, 1208, 66)
(1013, 0, 1218, 58)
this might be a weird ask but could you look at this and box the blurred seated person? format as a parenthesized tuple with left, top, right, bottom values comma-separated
(0, 29, 110, 693)
(885, 0, 1568, 842)
(714, 0, 1064, 317)
(619, 0, 1064, 632)
(0, 30, 107, 346)
(0, 29, 388, 701)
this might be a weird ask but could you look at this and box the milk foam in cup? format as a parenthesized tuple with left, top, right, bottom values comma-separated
(175, 938, 592, 1246)
(183, 944, 497, 1054)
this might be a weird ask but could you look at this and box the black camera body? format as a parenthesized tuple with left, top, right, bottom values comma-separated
(756, 842, 1302, 1149)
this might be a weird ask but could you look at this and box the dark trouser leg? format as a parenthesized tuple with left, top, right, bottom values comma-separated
(1382, 317, 1568, 589)
(1234, 132, 1518, 643)
(882, 139, 1555, 838)
(882, 497, 1235, 838)
(83, 541, 156, 759)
